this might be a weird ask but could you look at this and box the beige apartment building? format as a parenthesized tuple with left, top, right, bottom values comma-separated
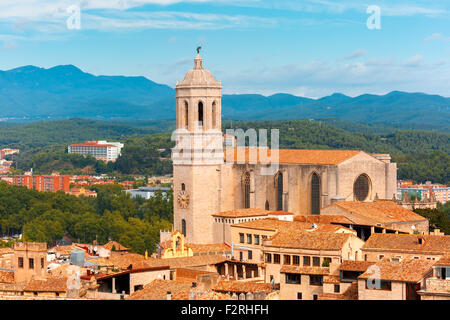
(418, 254, 450, 300)
(263, 228, 365, 286)
(358, 258, 435, 300)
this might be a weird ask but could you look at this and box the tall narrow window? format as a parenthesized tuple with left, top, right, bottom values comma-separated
(184, 101, 189, 128)
(276, 172, 283, 211)
(311, 173, 320, 215)
(265, 200, 269, 210)
(212, 101, 217, 129)
(181, 219, 186, 237)
(181, 183, 185, 191)
(198, 101, 204, 127)
(243, 172, 250, 208)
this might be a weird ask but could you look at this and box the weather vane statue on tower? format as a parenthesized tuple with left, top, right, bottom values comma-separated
(196, 46, 201, 54)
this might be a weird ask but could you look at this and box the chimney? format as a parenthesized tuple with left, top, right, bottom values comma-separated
(166, 290, 172, 300)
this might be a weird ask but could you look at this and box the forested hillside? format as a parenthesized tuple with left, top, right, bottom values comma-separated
(1, 118, 448, 184)
(0, 182, 172, 254)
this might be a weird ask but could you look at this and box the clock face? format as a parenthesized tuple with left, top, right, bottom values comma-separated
(177, 190, 190, 209)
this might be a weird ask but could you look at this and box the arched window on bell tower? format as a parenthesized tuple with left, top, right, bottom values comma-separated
(276, 172, 283, 211)
(184, 101, 189, 128)
(198, 101, 204, 127)
(243, 172, 250, 208)
(212, 101, 217, 129)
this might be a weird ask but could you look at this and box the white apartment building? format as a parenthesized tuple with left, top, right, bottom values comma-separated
(68, 141, 124, 162)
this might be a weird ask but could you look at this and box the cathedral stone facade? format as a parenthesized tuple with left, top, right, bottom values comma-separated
(172, 54, 397, 245)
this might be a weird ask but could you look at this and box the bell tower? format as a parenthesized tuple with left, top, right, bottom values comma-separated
(172, 52, 224, 244)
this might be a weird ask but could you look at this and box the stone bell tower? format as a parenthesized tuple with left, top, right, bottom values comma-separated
(172, 52, 224, 244)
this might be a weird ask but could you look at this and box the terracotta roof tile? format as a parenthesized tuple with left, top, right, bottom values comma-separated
(0, 248, 14, 256)
(0, 270, 14, 284)
(294, 215, 354, 225)
(362, 233, 450, 255)
(225, 148, 361, 165)
(213, 208, 269, 218)
(435, 254, 450, 266)
(232, 218, 354, 234)
(126, 279, 191, 300)
(324, 200, 427, 224)
(214, 281, 274, 293)
(319, 282, 358, 300)
(280, 265, 330, 275)
(196, 291, 232, 300)
(23, 277, 68, 292)
(268, 211, 294, 216)
(102, 241, 128, 251)
(323, 275, 340, 284)
(359, 258, 435, 282)
(339, 261, 376, 272)
(267, 229, 353, 250)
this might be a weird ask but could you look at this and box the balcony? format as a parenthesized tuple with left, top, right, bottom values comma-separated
(424, 277, 450, 293)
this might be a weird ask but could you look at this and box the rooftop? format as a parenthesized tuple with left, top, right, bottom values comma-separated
(362, 233, 450, 254)
(126, 279, 191, 300)
(102, 241, 129, 252)
(359, 258, 436, 283)
(266, 229, 354, 250)
(23, 276, 68, 292)
(231, 218, 354, 234)
(323, 200, 427, 224)
(213, 208, 269, 218)
(0, 270, 14, 284)
(339, 260, 376, 272)
(225, 148, 362, 165)
(280, 265, 330, 275)
(213, 280, 274, 293)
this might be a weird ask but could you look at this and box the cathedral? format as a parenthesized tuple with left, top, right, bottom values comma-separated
(172, 53, 397, 244)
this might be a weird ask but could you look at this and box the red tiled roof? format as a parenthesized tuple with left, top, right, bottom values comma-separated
(102, 241, 128, 251)
(0, 270, 14, 284)
(435, 254, 450, 266)
(280, 265, 330, 275)
(267, 229, 353, 250)
(213, 208, 269, 218)
(213, 281, 274, 293)
(294, 215, 354, 224)
(23, 277, 68, 292)
(323, 200, 427, 224)
(359, 259, 435, 283)
(126, 279, 192, 300)
(69, 142, 116, 147)
(268, 211, 294, 216)
(225, 148, 362, 165)
(362, 233, 450, 255)
(232, 218, 354, 234)
(339, 260, 376, 272)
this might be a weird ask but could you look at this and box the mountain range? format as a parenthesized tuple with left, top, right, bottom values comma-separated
(0, 65, 449, 128)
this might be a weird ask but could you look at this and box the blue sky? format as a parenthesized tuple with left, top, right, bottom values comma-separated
(0, 0, 450, 97)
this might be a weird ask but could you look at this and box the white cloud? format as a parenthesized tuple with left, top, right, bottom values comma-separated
(425, 33, 450, 42)
(209, 55, 450, 97)
(342, 49, 367, 60)
(404, 54, 424, 66)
